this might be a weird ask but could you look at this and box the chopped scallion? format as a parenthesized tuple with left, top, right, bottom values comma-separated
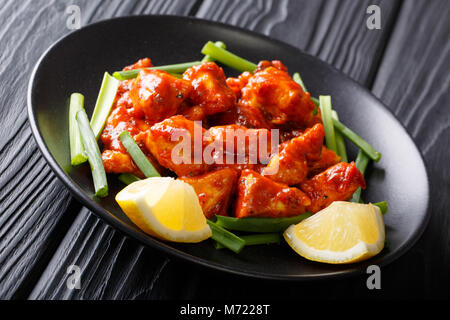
(112, 61, 202, 81)
(201, 41, 257, 72)
(331, 110, 348, 162)
(215, 212, 312, 233)
(207, 220, 245, 253)
(202, 41, 226, 62)
(76, 109, 108, 198)
(118, 173, 142, 185)
(373, 201, 389, 215)
(119, 131, 160, 178)
(319, 95, 337, 152)
(351, 150, 371, 203)
(215, 233, 282, 249)
(332, 118, 382, 162)
(69, 93, 88, 166)
(90, 72, 120, 140)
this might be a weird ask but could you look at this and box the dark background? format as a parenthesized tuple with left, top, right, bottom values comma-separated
(0, 0, 448, 300)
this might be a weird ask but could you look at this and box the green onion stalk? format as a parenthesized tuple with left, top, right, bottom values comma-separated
(113, 61, 202, 81)
(207, 220, 245, 253)
(119, 131, 161, 178)
(215, 233, 282, 249)
(69, 93, 88, 166)
(215, 212, 312, 233)
(76, 109, 109, 198)
(331, 110, 348, 162)
(319, 95, 338, 153)
(90, 72, 120, 140)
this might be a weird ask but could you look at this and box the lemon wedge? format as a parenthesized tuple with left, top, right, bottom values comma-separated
(116, 177, 212, 243)
(284, 201, 385, 264)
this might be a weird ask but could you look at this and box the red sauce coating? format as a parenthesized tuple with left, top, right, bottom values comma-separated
(129, 69, 192, 125)
(299, 162, 366, 213)
(144, 115, 211, 177)
(100, 59, 366, 218)
(307, 146, 342, 178)
(235, 169, 311, 218)
(180, 168, 239, 218)
(123, 58, 153, 71)
(262, 123, 325, 185)
(183, 62, 236, 116)
(239, 66, 321, 128)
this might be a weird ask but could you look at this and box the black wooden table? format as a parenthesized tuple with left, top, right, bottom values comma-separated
(0, 0, 449, 300)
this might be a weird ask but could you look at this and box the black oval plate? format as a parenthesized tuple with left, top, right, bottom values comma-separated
(27, 15, 430, 280)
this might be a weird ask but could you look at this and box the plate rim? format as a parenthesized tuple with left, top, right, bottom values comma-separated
(27, 14, 432, 281)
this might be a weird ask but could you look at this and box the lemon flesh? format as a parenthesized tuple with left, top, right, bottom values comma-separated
(284, 201, 385, 264)
(116, 177, 211, 243)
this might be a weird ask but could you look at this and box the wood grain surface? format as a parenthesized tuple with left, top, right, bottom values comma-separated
(0, 0, 448, 300)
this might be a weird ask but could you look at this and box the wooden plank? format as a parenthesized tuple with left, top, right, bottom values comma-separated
(0, 125, 80, 300)
(196, 0, 401, 86)
(27, 0, 406, 300)
(0, 0, 199, 299)
(29, 208, 172, 300)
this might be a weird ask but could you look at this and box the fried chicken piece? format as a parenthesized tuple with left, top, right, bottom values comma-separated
(307, 146, 342, 177)
(178, 103, 208, 123)
(205, 125, 273, 158)
(208, 104, 274, 130)
(144, 115, 211, 177)
(262, 123, 325, 185)
(102, 150, 137, 174)
(101, 105, 150, 152)
(183, 62, 236, 116)
(114, 79, 135, 110)
(235, 169, 311, 218)
(239, 66, 320, 128)
(225, 60, 287, 99)
(129, 69, 192, 125)
(279, 128, 304, 143)
(179, 168, 239, 218)
(204, 124, 274, 174)
(100, 104, 154, 175)
(254, 60, 288, 73)
(101, 148, 165, 177)
(213, 160, 266, 175)
(123, 58, 153, 71)
(226, 71, 252, 99)
(234, 104, 274, 129)
(299, 162, 366, 213)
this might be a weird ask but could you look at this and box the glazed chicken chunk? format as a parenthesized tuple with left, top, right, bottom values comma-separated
(204, 124, 273, 166)
(144, 115, 212, 177)
(299, 162, 366, 213)
(238, 66, 320, 128)
(307, 146, 342, 178)
(235, 169, 311, 218)
(122, 57, 153, 71)
(262, 123, 325, 185)
(129, 69, 192, 124)
(100, 102, 156, 176)
(179, 168, 239, 219)
(183, 62, 236, 116)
